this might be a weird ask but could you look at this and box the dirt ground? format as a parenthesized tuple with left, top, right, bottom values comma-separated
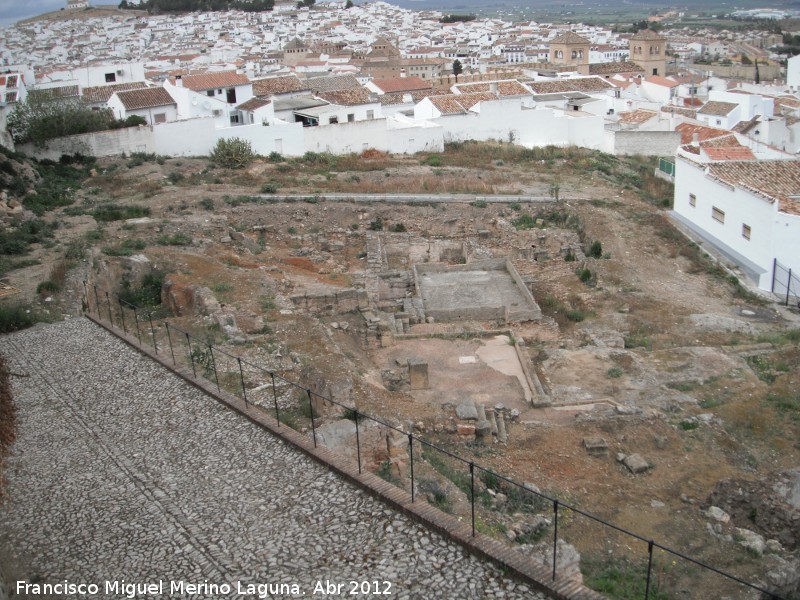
(4, 145, 800, 597)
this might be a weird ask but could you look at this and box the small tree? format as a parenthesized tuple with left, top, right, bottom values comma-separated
(345, 0, 353, 7)
(209, 138, 256, 169)
(452, 59, 463, 82)
(7, 91, 116, 147)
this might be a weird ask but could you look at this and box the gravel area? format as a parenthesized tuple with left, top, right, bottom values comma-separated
(0, 318, 552, 600)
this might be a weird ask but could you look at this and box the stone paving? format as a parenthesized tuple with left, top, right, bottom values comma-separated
(0, 318, 553, 600)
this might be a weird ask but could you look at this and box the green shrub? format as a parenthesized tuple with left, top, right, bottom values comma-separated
(118, 271, 166, 307)
(156, 233, 192, 246)
(268, 151, 283, 162)
(199, 197, 214, 210)
(102, 239, 147, 256)
(512, 213, 535, 230)
(472, 199, 488, 208)
(422, 155, 442, 167)
(36, 280, 60, 295)
(92, 205, 150, 222)
(0, 219, 56, 255)
(389, 223, 407, 233)
(588, 240, 603, 258)
(261, 182, 278, 194)
(210, 137, 255, 169)
(607, 367, 624, 378)
(167, 171, 184, 184)
(368, 217, 384, 231)
(212, 283, 233, 293)
(678, 420, 699, 431)
(578, 267, 592, 283)
(0, 304, 42, 333)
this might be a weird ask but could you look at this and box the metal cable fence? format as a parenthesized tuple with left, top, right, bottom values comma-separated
(772, 259, 800, 308)
(83, 282, 787, 600)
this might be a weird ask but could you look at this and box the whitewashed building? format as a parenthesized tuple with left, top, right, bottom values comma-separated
(673, 157, 800, 290)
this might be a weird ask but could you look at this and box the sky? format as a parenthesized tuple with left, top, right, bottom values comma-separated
(0, 0, 78, 27)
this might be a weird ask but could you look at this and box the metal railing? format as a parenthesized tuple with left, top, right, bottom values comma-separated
(772, 259, 799, 308)
(83, 281, 786, 600)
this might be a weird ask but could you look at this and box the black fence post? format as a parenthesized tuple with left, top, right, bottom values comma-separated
(308, 389, 317, 448)
(165, 322, 176, 365)
(408, 433, 414, 503)
(787, 268, 793, 306)
(470, 462, 475, 537)
(118, 300, 127, 334)
(105, 292, 114, 327)
(209, 344, 220, 393)
(355, 410, 362, 474)
(93, 285, 101, 318)
(82, 281, 88, 314)
(644, 540, 654, 600)
(186, 332, 196, 378)
(772, 258, 777, 293)
(270, 372, 279, 425)
(552, 499, 559, 582)
(149, 313, 158, 353)
(238, 357, 248, 408)
(133, 307, 142, 344)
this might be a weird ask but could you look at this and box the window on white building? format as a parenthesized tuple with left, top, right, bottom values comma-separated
(742, 224, 751, 240)
(154, 113, 166, 124)
(689, 193, 696, 207)
(207, 90, 214, 97)
(347, 113, 355, 122)
(329, 116, 338, 124)
(366, 110, 374, 119)
(105, 73, 116, 83)
(712, 206, 725, 223)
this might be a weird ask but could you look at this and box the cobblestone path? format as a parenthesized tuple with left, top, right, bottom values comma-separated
(0, 318, 552, 599)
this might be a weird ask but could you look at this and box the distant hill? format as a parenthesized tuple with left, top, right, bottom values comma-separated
(17, 5, 146, 25)
(141, 0, 275, 12)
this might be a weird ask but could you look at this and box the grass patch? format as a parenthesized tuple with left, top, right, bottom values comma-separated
(678, 420, 699, 431)
(583, 555, 669, 600)
(92, 204, 150, 222)
(746, 355, 778, 384)
(102, 239, 146, 257)
(422, 447, 472, 498)
(607, 367, 624, 378)
(0, 218, 56, 255)
(157, 233, 192, 246)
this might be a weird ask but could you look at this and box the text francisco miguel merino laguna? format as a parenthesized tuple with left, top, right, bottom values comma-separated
(17, 578, 395, 597)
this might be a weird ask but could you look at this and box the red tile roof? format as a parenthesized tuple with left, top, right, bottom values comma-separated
(237, 97, 271, 111)
(618, 109, 658, 124)
(252, 75, 308, 97)
(699, 101, 737, 116)
(179, 71, 250, 92)
(371, 76, 429, 93)
(645, 75, 679, 88)
(703, 146, 755, 161)
(116, 87, 176, 110)
(528, 77, 613, 94)
(316, 88, 373, 106)
(455, 80, 531, 96)
(676, 122, 731, 144)
(83, 81, 148, 103)
(428, 91, 497, 114)
(708, 160, 800, 215)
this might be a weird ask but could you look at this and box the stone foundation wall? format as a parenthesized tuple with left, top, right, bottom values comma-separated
(290, 288, 368, 315)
